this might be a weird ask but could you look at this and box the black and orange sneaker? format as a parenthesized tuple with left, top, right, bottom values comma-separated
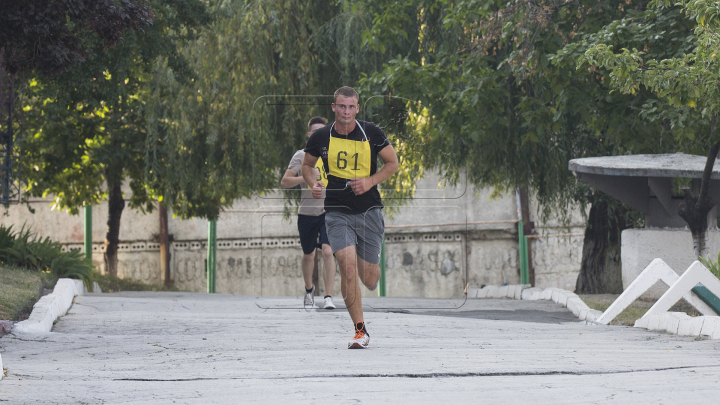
(348, 322, 370, 349)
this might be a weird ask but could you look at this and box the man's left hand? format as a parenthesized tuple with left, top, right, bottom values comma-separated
(349, 177, 374, 195)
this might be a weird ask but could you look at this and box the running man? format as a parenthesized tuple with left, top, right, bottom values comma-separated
(302, 87, 399, 348)
(281, 116, 337, 309)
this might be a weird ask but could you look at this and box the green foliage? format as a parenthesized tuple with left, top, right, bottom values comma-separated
(358, 0, 711, 225)
(20, 0, 211, 215)
(580, 1, 720, 129)
(699, 251, 720, 279)
(145, 0, 420, 219)
(0, 224, 93, 288)
(0, 0, 154, 75)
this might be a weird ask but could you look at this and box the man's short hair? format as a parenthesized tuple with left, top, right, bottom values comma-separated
(307, 116, 328, 131)
(333, 86, 359, 103)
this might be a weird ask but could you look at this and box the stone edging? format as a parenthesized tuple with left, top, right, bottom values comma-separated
(12, 279, 92, 334)
(467, 285, 604, 322)
(1, 278, 91, 382)
(634, 312, 720, 339)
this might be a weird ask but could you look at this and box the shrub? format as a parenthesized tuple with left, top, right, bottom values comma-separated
(699, 251, 720, 279)
(0, 224, 93, 289)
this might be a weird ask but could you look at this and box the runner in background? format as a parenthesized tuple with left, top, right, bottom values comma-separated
(280, 117, 336, 309)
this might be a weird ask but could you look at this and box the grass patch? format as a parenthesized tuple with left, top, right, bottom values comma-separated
(95, 273, 180, 293)
(0, 265, 57, 321)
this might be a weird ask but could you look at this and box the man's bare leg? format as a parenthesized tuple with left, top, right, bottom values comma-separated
(301, 251, 315, 291)
(357, 256, 380, 290)
(321, 244, 335, 296)
(335, 245, 363, 324)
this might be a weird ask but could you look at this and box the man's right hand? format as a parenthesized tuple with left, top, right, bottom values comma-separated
(311, 181, 324, 199)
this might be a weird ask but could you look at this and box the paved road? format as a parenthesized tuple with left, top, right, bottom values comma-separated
(2, 292, 720, 404)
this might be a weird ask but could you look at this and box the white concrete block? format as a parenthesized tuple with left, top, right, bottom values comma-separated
(540, 288, 555, 301)
(497, 285, 509, 299)
(508, 284, 522, 299)
(585, 310, 603, 322)
(677, 317, 705, 337)
(566, 297, 587, 317)
(550, 290, 567, 304)
(578, 308, 589, 320)
(485, 285, 498, 298)
(521, 287, 543, 300)
(467, 287, 481, 298)
(13, 278, 82, 334)
(551, 290, 570, 307)
(700, 317, 720, 339)
(660, 312, 689, 334)
(634, 316, 650, 329)
(514, 284, 531, 300)
(647, 315, 662, 331)
(477, 286, 490, 298)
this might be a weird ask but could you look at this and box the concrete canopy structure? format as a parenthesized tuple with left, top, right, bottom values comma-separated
(569, 153, 720, 228)
(569, 153, 720, 293)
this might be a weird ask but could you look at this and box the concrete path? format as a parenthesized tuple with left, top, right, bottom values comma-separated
(2, 292, 720, 404)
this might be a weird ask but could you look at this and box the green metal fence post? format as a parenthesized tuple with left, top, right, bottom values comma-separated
(84, 206, 92, 261)
(207, 219, 217, 293)
(518, 220, 529, 284)
(379, 235, 386, 297)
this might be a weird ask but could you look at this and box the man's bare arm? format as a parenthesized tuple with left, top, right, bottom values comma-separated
(301, 153, 324, 199)
(280, 169, 306, 188)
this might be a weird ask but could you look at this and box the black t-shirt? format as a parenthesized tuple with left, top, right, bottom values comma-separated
(304, 120, 390, 214)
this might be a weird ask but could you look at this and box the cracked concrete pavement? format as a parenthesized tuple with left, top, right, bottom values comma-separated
(1, 291, 720, 404)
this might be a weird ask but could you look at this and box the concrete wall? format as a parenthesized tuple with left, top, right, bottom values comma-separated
(621, 228, 720, 298)
(4, 172, 586, 296)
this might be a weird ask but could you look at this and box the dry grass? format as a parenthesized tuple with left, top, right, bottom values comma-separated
(0, 265, 57, 321)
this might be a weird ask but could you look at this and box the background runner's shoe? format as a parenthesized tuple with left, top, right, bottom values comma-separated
(304, 285, 315, 308)
(323, 296, 336, 309)
(348, 328, 370, 349)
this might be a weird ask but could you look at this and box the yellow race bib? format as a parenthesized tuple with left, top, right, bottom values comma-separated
(307, 158, 328, 189)
(328, 136, 371, 179)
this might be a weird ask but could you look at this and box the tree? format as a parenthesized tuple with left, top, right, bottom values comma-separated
(0, 0, 154, 76)
(144, 0, 422, 221)
(581, 0, 720, 258)
(0, 0, 153, 204)
(20, 0, 210, 276)
(357, 0, 706, 292)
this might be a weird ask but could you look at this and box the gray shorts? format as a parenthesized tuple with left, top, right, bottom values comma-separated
(325, 209, 385, 264)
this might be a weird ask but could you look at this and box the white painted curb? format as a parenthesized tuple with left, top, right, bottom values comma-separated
(12, 279, 97, 334)
(468, 284, 603, 322)
(635, 313, 720, 339)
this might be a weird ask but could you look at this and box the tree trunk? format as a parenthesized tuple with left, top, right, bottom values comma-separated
(679, 127, 720, 259)
(104, 181, 125, 277)
(159, 203, 172, 287)
(575, 200, 627, 294)
(679, 187, 714, 259)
